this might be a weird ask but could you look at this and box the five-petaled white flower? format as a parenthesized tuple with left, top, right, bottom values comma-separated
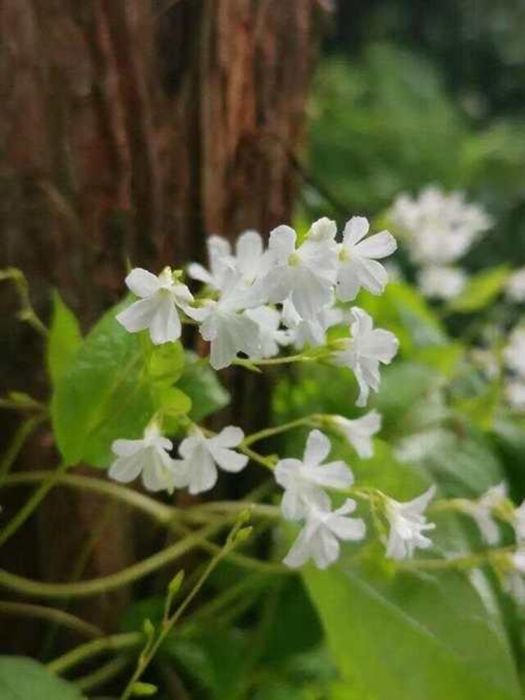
(336, 217, 397, 301)
(189, 278, 262, 369)
(275, 429, 354, 521)
(384, 485, 436, 560)
(417, 265, 467, 300)
(332, 307, 398, 407)
(264, 222, 338, 320)
(331, 410, 381, 458)
(109, 423, 179, 492)
(283, 493, 365, 569)
(116, 267, 194, 345)
(462, 482, 507, 545)
(177, 426, 248, 495)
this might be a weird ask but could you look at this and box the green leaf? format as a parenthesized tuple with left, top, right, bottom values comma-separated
(302, 555, 521, 700)
(0, 656, 85, 699)
(51, 300, 154, 467)
(448, 266, 510, 313)
(147, 342, 185, 384)
(47, 291, 82, 385)
(178, 352, 230, 421)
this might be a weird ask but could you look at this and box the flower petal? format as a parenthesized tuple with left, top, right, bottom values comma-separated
(303, 429, 331, 466)
(342, 216, 369, 246)
(355, 230, 397, 259)
(125, 268, 161, 297)
(211, 426, 245, 448)
(149, 295, 182, 344)
(116, 297, 158, 333)
(269, 225, 297, 261)
(211, 446, 248, 473)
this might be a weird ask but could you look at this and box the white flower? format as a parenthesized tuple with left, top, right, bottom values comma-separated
(116, 268, 194, 345)
(281, 297, 342, 349)
(331, 410, 381, 458)
(187, 235, 233, 291)
(188, 230, 270, 293)
(109, 423, 179, 492)
(504, 328, 525, 378)
(263, 222, 338, 320)
(502, 550, 525, 604)
(336, 216, 397, 301)
(390, 187, 491, 266)
(244, 306, 289, 358)
(189, 279, 262, 369)
(332, 307, 398, 407)
(507, 381, 525, 411)
(514, 501, 525, 542)
(275, 429, 354, 521)
(418, 265, 467, 300)
(462, 483, 507, 545)
(177, 426, 248, 495)
(283, 493, 365, 569)
(384, 486, 436, 560)
(506, 268, 525, 303)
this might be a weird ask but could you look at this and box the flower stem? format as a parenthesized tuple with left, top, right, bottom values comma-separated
(0, 601, 103, 640)
(242, 416, 319, 447)
(0, 461, 70, 548)
(75, 656, 130, 693)
(120, 523, 247, 699)
(0, 521, 230, 598)
(0, 267, 48, 336)
(47, 632, 142, 675)
(3, 470, 174, 524)
(0, 413, 46, 487)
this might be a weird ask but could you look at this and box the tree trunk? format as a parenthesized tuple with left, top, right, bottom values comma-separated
(0, 0, 323, 655)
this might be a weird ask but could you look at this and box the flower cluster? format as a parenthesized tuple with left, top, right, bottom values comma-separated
(109, 423, 249, 496)
(117, 217, 399, 399)
(109, 217, 443, 571)
(390, 186, 492, 300)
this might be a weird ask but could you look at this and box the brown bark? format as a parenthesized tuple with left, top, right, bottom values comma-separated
(0, 0, 323, 656)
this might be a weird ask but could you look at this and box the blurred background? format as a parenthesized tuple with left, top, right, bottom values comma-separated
(304, 0, 525, 268)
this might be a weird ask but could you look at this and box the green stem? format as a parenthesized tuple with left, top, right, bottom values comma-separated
(399, 546, 514, 572)
(242, 416, 319, 447)
(75, 656, 130, 693)
(0, 522, 227, 598)
(233, 353, 316, 369)
(3, 471, 174, 524)
(238, 444, 277, 470)
(0, 462, 70, 548)
(0, 601, 103, 639)
(47, 632, 141, 675)
(0, 267, 48, 336)
(0, 414, 46, 487)
(120, 527, 244, 700)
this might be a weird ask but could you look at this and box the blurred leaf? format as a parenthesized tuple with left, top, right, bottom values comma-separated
(0, 656, 84, 699)
(448, 266, 510, 313)
(147, 342, 185, 384)
(178, 352, 230, 421)
(51, 299, 153, 467)
(47, 291, 82, 385)
(302, 552, 521, 700)
(396, 426, 504, 498)
(156, 386, 192, 434)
